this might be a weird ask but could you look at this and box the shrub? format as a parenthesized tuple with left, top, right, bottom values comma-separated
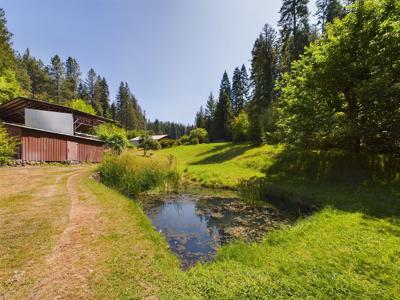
(95, 123, 129, 153)
(159, 138, 175, 148)
(66, 98, 97, 115)
(189, 128, 208, 144)
(0, 124, 18, 164)
(232, 111, 249, 142)
(179, 135, 190, 145)
(98, 151, 180, 197)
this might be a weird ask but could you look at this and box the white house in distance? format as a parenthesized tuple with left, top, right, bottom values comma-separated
(130, 134, 170, 147)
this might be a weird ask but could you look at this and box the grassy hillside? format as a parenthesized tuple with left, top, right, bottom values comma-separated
(160, 142, 284, 188)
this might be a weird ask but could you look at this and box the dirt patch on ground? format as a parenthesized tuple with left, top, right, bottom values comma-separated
(29, 169, 103, 300)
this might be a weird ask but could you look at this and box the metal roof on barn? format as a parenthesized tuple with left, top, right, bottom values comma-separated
(0, 97, 115, 133)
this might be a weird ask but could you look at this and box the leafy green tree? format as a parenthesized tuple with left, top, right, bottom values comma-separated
(232, 111, 249, 142)
(139, 133, 161, 156)
(316, 0, 345, 32)
(189, 128, 208, 144)
(278, 0, 311, 72)
(214, 71, 233, 140)
(0, 69, 20, 103)
(0, 123, 18, 164)
(66, 98, 96, 115)
(277, 0, 400, 152)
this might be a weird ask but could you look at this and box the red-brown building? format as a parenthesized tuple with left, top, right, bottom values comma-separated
(0, 97, 115, 163)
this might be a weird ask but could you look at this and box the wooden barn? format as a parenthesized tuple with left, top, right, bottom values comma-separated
(0, 97, 115, 163)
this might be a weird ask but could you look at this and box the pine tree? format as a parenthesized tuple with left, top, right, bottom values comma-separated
(92, 75, 104, 115)
(64, 56, 81, 100)
(48, 55, 65, 103)
(85, 68, 97, 104)
(231, 65, 250, 116)
(248, 24, 278, 144)
(205, 92, 217, 140)
(0, 8, 16, 75)
(21, 49, 50, 99)
(214, 71, 233, 140)
(116, 81, 145, 130)
(99, 77, 110, 118)
(195, 105, 206, 129)
(77, 82, 89, 102)
(240, 64, 250, 103)
(110, 102, 117, 120)
(316, 0, 344, 32)
(278, 0, 310, 72)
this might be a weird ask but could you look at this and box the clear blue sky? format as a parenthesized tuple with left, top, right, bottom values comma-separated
(2, 0, 316, 124)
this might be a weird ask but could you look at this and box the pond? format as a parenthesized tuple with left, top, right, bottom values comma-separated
(141, 193, 290, 269)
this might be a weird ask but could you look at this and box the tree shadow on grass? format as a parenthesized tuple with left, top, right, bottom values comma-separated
(190, 143, 253, 165)
(240, 148, 400, 219)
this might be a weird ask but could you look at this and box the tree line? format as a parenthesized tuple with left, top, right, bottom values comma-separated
(196, 0, 399, 153)
(0, 8, 186, 134)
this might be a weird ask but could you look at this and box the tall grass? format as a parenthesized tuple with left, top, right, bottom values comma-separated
(98, 151, 180, 197)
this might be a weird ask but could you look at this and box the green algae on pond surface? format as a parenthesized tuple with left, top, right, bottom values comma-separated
(141, 194, 289, 269)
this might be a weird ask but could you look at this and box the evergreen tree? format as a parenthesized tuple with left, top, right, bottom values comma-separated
(316, 0, 344, 32)
(205, 92, 217, 140)
(64, 56, 80, 100)
(85, 68, 97, 104)
(195, 105, 206, 129)
(99, 77, 110, 118)
(92, 75, 104, 115)
(214, 71, 233, 140)
(240, 64, 250, 103)
(21, 49, 50, 99)
(116, 81, 146, 130)
(231, 65, 250, 116)
(278, 0, 310, 72)
(77, 82, 89, 102)
(248, 24, 279, 144)
(0, 8, 15, 75)
(110, 102, 117, 120)
(48, 54, 65, 103)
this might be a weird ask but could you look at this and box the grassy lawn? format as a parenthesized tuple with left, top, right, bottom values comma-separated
(160, 142, 284, 188)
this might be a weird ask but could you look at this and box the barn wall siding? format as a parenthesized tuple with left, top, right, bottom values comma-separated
(4, 124, 104, 162)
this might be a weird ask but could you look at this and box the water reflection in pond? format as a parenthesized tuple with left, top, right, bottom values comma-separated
(142, 194, 288, 269)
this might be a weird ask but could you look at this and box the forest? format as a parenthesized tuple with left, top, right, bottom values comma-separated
(195, 0, 399, 153)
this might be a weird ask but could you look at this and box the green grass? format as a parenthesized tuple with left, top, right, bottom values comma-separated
(156, 142, 400, 298)
(2, 144, 399, 299)
(160, 142, 284, 188)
